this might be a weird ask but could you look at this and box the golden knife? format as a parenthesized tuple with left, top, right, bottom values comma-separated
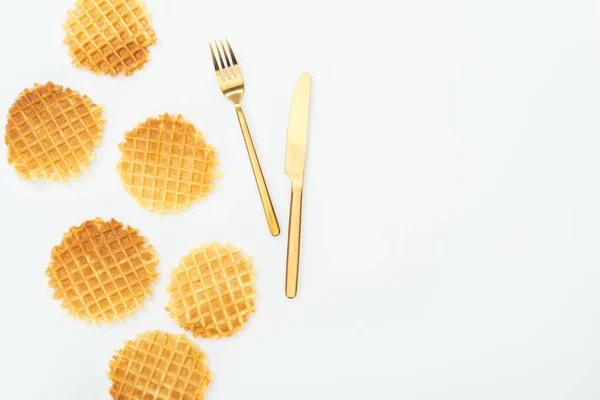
(285, 72, 311, 299)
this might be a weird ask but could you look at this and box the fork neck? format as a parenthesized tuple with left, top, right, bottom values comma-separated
(226, 91, 243, 106)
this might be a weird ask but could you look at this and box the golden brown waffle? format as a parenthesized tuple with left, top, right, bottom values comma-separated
(46, 218, 159, 324)
(109, 330, 212, 399)
(167, 243, 257, 339)
(117, 113, 219, 213)
(64, 0, 157, 76)
(5, 82, 104, 181)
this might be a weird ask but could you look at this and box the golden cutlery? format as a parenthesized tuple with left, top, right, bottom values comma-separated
(284, 72, 311, 298)
(209, 39, 280, 236)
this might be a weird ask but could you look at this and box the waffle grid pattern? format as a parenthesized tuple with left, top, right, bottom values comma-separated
(109, 330, 212, 399)
(167, 243, 257, 338)
(5, 82, 104, 181)
(64, 0, 157, 76)
(46, 218, 159, 324)
(117, 113, 219, 213)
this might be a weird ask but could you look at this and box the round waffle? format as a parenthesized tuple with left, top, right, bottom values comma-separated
(46, 218, 159, 324)
(5, 82, 104, 181)
(117, 113, 219, 213)
(64, 0, 157, 76)
(109, 330, 212, 399)
(167, 243, 257, 339)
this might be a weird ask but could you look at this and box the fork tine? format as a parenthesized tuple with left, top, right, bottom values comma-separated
(225, 38, 238, 65)
(209, 42, 222, 76)
(214, 40, 230, 79)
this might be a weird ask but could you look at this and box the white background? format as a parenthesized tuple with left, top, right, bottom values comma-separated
(0, 0, 599, 399)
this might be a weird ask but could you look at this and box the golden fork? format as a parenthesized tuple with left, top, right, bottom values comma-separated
(209, 39, 280, 236)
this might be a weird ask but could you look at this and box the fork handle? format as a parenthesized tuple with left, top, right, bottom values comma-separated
(285, 184, 303, 298)
(234, 105, 280, 236)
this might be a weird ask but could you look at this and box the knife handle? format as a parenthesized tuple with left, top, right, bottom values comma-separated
(285, 184, 303, 298)
(234, 105, 280, 236)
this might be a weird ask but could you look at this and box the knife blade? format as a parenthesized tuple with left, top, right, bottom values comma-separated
(285, 72, 311, 182)
(284, 72, 311, 299)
